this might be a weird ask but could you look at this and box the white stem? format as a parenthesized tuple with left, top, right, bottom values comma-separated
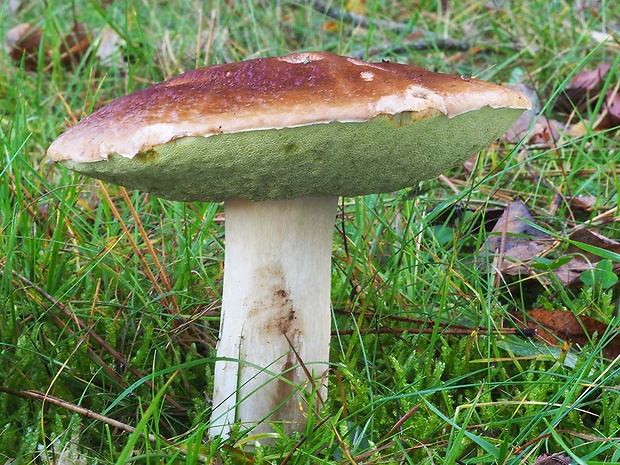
(209, 196, 338, 438)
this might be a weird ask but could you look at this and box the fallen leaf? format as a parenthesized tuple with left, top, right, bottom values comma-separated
(553, 63, 620, 133)
(480, 201, 620, 288)
(552, 229, 620, 287)
(6, 0, 22, 14)
(323, 0, 366, 31)
(597, 87, 620, 130)
(6, 23, 45, 71)
(525, 117, 563, 147)
(554, 63, 612, 114)
(566, 195, 599, 214)
(552, 258, 593, 288)
(482, 201, 557, 275)
(534, 453, 573, 465)
(523, 309, 620, 359)
(6, 22, 100, 72)
(566, 229, 620, 260)
(504, 85, 564, 146)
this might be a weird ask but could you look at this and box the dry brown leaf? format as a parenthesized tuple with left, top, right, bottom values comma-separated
(483, 201, 556, 275)
(566, 229, 620, 259)
(554, 63, 612, 114)
(525, 117, 563, 146)
(504, 84, 564, 146)
(6, 0, 22, 14)
(480, 201, 620, 288)
(553, 230, 620, 287)
(505, 85, 563, 146)
(534, 453, 573, 465)
(6, 22, 95, 71)
(553, 63, 620, 133)
(552, 258, 593, 288)
(524, 309, 620, 359)
(566, 195, 599, 213)
(95, 26, 124, 64)
(6, 23, 45, 71)
(597, 87, 620, 130)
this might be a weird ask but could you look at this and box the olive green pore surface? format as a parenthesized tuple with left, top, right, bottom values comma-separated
(61, 107, 523, 202)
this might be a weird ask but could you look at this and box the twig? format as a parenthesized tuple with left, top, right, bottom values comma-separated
(0, 385, 165, 445)
(333, 308, 536, 338)
(367, 38, 522, 58)
(0, 385, 215, 463)
(333, 326, 535, 337)
(289, 0, 414, 33)
(290, 0, 522, 58)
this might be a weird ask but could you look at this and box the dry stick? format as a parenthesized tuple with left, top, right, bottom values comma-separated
(553, 429, 620, 443)
(0, 386, 165, 444)
(359, 38, 469, 59)
(290, 0, 413, 33)
(334, 308, 535, 338)
(0, 386, 213, 464)
(9, 269, 186, 413)
(333, 326, 534, 337)
(291, 0, 520, 57)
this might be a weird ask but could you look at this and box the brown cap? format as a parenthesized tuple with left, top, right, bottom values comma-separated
(48, 52, 531, 202)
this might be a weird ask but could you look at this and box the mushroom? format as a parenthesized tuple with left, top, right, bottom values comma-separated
(47, 51, 530, 438)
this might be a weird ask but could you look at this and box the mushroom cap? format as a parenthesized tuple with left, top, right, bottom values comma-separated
(48, 51, 530, 202)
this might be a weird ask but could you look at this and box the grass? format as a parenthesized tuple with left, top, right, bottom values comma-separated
(1, 0, 620, 463)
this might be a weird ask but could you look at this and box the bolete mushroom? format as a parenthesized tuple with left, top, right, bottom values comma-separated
(47, 51, 530, 438)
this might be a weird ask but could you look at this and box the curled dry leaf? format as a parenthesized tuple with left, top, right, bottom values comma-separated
(506, 102, 564, 147)
(6, 0, 21, 14)
(504, 84, 565, 146)
(566, 195, 599, 214)
(566, 228, 620, 260)
(95, 26, 125, 65)
(521, 117, 563, 147)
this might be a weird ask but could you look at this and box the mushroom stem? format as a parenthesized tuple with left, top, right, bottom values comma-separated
(210, 196, 338, 438)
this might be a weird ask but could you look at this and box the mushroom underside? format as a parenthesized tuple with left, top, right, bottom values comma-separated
(58, 107, 523, 202)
